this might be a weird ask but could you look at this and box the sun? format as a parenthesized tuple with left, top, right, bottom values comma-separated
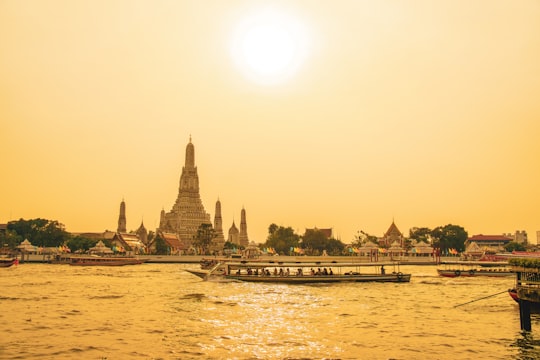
(230, 7, 310, 85)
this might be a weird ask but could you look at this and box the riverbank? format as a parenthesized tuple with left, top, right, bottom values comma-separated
(17, 254, 457, 265)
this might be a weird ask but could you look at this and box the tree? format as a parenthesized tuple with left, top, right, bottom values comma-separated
(0, 229, 22, 250)
(263, 224, 300, 255)
(7, 218, 70, 248)
(409, 227, 432, 243)
(352, 230, 378, 246)
(192, 223, 216, 255)
(505, 241, 526, 252)
(301, 229, 346, 256)
(431, 224, 468, 253)
(66, 235, 97, 253)
(325, 238, 346, 256)
(153, 235, 169, 255)
(301, 229, 327, 255)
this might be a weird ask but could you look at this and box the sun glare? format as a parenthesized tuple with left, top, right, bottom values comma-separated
(231, 7, 310, 85)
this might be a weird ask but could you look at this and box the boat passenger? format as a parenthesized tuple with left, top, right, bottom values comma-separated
(279, 268, 284, 276)
(323, 268, 328, 275)
(381, 266, 385, 275)
(265, 269, 271, 276)
(329, 268, 333, 275)
(296, 268, 303, 276)
(285, 268, 290, 276)
(310, 268, 315, 275)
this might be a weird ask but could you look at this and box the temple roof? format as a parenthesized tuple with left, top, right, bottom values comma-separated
(229, 221, 239, 234)
(384, 221, 402, 237)
(468, 234, 513, 241)
(160, 232, 186, 250)
(306, 228, 333, 238)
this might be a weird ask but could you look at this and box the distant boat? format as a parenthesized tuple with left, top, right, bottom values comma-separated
(437, 261, 513, 278)
(186, 260, 411, 284)
(68, 255, 146, 266)
(0, 258, 17, 268)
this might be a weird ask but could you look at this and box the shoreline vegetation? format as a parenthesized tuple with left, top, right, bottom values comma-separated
(16, 254, 459, 265)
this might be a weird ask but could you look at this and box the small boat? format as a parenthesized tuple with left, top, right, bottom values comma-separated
(69, 255, 146, 266)
(0, 258, 17, 268)
(187, 261, 411, 283)
(437, 261, 513, 278)
(509, 288, 519, 303)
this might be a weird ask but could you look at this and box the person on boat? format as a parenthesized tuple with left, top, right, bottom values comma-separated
(273, 268, 278, 276)
(329, 268, 333, 275)
(285, 268, 290, 276)
(381, 266, 385, 275)
(265, 269, 271, 276)
(323, 268, 328, 275)
(310, 268, 315, 275)
(316, 268, 322, 275)
(296, 268, 303, 276)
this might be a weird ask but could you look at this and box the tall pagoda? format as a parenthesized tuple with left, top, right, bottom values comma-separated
(159, 137, 211, 247)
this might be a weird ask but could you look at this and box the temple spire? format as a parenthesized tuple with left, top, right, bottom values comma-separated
(185, 136, 195, 168)
(239, 207, 249, 247)
(159, 137, 210, 247)
(117, 199, 126, 233)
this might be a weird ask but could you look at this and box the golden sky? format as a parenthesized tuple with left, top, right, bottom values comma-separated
(1, 1, 539, 243)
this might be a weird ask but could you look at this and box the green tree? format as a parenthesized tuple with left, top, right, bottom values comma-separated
(0, 229, 22, 250)
(66, 235, 98, 253)
(192, 223, 216, 255)
(409, 227, 432, 243)
(325, 238, 346, 256)
(153, 235, 169, 255)
(8, 218, 70, 248)
(352, 230, 378, 246)
(505, 241, 526, 252)
(263, 224, 300, 255)
(431, 224, 468, 253)
(302, 229, 345, 255)
(302, 229, 328, 255)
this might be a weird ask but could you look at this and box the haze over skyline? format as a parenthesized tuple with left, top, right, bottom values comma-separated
(1, 1, 539, 244)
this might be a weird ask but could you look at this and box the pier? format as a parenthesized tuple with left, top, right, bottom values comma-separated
(510, 259, 540, 331)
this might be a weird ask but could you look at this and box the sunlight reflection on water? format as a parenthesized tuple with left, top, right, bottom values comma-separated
(2, 263, 540, 359)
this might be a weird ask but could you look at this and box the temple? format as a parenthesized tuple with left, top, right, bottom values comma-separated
(158, 137, 211, 247)
(117, 199, 126, 233)
(211, 199, 226, 251)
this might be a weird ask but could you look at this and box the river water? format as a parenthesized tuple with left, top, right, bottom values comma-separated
(2, 263, 540, 359)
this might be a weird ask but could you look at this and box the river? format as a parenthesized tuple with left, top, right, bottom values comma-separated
(2, 263, 540, 359)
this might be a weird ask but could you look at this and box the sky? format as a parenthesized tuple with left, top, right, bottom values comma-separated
(1, 0, 539, 244)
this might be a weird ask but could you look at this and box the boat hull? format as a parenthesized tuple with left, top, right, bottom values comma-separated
(437, 269, 513, 278)
(0, 259, 16, 268)
(224, 273, 411, 284)
(69, 257, 146, 266)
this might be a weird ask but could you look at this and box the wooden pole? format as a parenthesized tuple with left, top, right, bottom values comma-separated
(519, 299, 532, 331)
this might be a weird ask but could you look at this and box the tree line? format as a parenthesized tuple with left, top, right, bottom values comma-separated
(1, 218, 526, 256)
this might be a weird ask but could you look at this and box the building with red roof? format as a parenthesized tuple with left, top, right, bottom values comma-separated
(465, 234, 513, 253)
